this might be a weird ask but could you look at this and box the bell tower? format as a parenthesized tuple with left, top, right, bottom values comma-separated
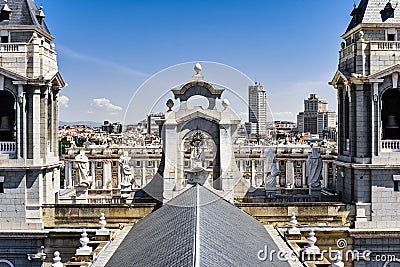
(331, 0, 400, 229)
(0, 0, 65, 234)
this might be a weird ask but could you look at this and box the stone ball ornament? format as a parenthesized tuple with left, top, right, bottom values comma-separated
(166, 99, 174, 111)
(194, 63, 202, 74)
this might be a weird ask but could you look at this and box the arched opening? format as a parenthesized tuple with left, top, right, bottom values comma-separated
(187, 95, 209, 109)
(0, 90, 16, 142)
(0, 259, 15, 267)
(381, 89, 400, 140)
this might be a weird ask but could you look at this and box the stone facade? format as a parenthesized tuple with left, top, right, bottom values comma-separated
(0, 0, 65, 266)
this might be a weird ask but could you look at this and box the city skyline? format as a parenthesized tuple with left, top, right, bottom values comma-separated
(38, 0, 352, 123)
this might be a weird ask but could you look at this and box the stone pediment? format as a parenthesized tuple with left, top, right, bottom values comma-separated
(330, 70, 350, 88)
(176, 108, 220, 125)
(368, 64, 400, 80)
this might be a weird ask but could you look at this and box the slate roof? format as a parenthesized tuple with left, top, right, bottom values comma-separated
(347, 0, 400, 32)
(105, 185, 292, 267)
(0, 0, 50, 34)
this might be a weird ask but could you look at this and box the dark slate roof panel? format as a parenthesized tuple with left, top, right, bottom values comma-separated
(105, 187, 197, 267)
(347, 0, 400, 32)
(198, 186, 291, 267)
(106, 185, 292, 267)
(0, 0, 50, 34)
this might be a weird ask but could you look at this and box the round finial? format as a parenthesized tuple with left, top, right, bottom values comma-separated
(194, 63, 202, 74)
(222, 99, 230, 110)
(51, 251, 63, 267)
(99, 213, 106, 229)
(166, 99, 174, 111)
(51, 43, 56, 50)
(332, 251, 344, 267)
(307, 229, 317, 246)
(79, 230, 89, 248)
(290, 212, 298, 227)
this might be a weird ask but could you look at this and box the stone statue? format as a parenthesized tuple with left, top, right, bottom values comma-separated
(263, 148, 280, 191)
(190, 132, 205, 167)
(74, 151, 91, 187)
(306, 148, 322, 188)
(119, 151, 133, 186)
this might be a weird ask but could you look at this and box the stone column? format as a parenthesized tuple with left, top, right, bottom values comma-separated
(91, 161, 96, 188)
(251, 160, 256, 186)
(302, 161, 306, 188)
(103, 160, 112, 189)
(286, 160, 294, 188)
(32, 88, 41, 163)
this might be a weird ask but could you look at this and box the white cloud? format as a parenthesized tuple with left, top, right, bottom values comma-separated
(91, 98, 122, 112)
(59, 95, 69, 108)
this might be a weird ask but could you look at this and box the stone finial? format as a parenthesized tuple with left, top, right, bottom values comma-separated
(286, 212, 301, 236)
(2, 0, 11, 12)
(99, 213, 106, 229)
(332, 251, 344, 267)
(96, 213, 110, 236)
(51, 43, 56, 50)
(290, 212, 297, 227)
(38, 5, 45, 18)
(166, 99, 174, 111)
(51, 251, 63, 267)
(79, 230, 89, 248)
(221, 99, 230, 110)
(194, 63, 202, 74)
(76, 230, 92, 256)
(304, 229, 320, 254)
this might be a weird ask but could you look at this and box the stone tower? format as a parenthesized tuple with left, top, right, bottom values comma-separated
(331, 0, 400, 229)
(0, 0, 64, 265)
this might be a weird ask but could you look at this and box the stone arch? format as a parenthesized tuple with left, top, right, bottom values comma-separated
(381, 89, 400, 140)
(0, 259, 15, 267)
(179, 118, 221, 186)
(0, 90, 16, 142)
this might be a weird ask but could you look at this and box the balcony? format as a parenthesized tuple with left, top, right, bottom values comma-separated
(0, 141, 16, 154)
(381, 140, 400, 152)
(370, 41, 400, 51)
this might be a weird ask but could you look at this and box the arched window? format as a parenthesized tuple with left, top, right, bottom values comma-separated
(381, 90, 400, 140)
(0, 90, 16, 142)
(0, 259, 15, 267)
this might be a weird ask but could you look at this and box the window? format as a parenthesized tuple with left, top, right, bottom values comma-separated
(136, 161, 141, 167)
(147, 161, 154, 167)
(0, 176, 4, 193)
(1, 36, 8, 43)
(184, 161, 189, 167)
(388, 34, 395, 41)
(395, 181, 399, 192)
(112, 161, 117, 167)
(96, 162, 102, 168)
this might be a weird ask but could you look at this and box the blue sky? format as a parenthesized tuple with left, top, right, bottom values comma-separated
(39, 0, 355, 124)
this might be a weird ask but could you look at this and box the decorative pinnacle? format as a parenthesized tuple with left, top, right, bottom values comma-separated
(290, 212, 298, 227)
(194, 63, 202, 75)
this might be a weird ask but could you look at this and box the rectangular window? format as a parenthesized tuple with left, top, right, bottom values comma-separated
(0, 176, 4, 193)
(136, 161, 141, 167)
(1, 36, 8, 43)
(395, 181, 399, 192)
(112, 161, 117, 167)
(388, 34, 395, 41)
(96, 162, 102, 168)
(148, 161, 154, 167)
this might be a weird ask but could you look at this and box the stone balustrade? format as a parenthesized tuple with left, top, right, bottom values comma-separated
(340, 43, 356, 59)
(381, 140, 400, 152)
(0, 141, 16, 154)
(0, 43, 26, 52)
(370, 41, 400, 51)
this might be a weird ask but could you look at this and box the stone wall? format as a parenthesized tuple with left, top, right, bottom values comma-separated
(237, 202, 354, 226)
(42, 204, 157, 227)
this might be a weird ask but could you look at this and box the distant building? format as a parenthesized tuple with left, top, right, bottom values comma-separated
(297, 94, 336, 138)
(248, 83, 270, 137)
(102, 121, 122, 134)
(147, 113, 164, 136)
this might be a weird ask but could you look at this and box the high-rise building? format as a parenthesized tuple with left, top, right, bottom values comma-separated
(248, 82, 269, 137)
(0, 0, 65, 265)
(297, 94, 336, 137)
